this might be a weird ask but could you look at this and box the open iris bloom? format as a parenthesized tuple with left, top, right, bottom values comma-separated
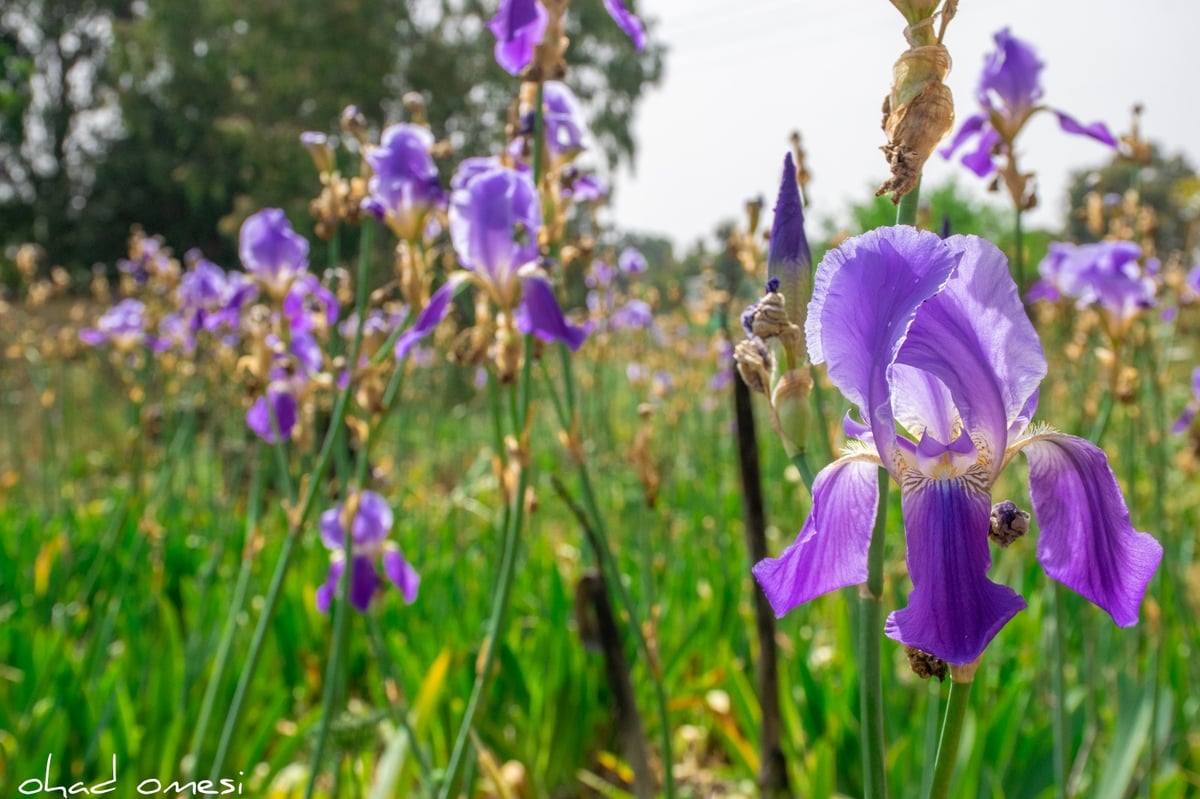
(365, 123, 446, 243)
(393, 163, 588, 366)
(1028, 240, 1157, 335)
(942, 29, 1116, 196)
(316, 491, 419, 613)
(752, 226, 1162, 665)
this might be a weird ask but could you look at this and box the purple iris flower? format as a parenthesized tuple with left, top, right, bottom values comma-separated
(316, 491, 419, 613)
(366, 123, 446, 242)
(752, 226, 1161, 665)
(609, 299, 654, 331)
(1170, 367, 1200, 434)
(942, 29, 1117, 178)
(562, 169, 608, 203)
(246, 385, 299, 444)
(488, 0, 644, 76)
(618, 247, 648, 276)
(543, 81, 589, 162)
(1028, 240, 1157, 326)
(394, 164, 588, 359)
(283, 273, 340, 334)
(80, 299, 148, 350)
(239, 209, 310, 300)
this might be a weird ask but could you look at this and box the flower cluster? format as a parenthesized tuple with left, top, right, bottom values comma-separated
(1028, 240, 1158, 334)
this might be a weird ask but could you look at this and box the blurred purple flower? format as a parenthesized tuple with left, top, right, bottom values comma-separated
(618, 247, 648, 275)
(543, 81, 589, 162)
(609, 299, 654, 331)
(283, 273, 340, 333)
(603, 0, 645, 50)
(586, 259, 617, 289)
(80, 299, 148, 350)
(367, 124, 446, 242)
(753, 226, 1161, 665)
(942, 29, 1117, 178)
(1028, 240, 1156, 326)
(246, 385, 298, 444)
(316, 491, 419, 613)
(562, 169, 608, 203)
(239, 209, 310, 299)
(1171, 367, 1200, 434)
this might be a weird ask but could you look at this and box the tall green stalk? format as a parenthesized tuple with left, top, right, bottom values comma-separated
(860, 468, 889, 799)
(929, 677, 973, 799)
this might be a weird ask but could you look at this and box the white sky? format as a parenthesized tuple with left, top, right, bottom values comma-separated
(607, 0, 1199, 250)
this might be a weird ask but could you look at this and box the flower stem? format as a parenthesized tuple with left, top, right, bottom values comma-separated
(1013, 207, 1026, 292)
(186, 455, 264, 780)
(896, 177, 922, 227)
(551, 344, 676, 798)
(1051, 582, 1070, 799)
(929, 678, 973, 799)
(437, 344, 533, 799)
(860, 468, 889, 799)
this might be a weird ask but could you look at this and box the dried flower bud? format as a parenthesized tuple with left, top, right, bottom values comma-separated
(734, 337, 773, 396)
(904, 645, 948, 681)
(989, 500, 1029, 547)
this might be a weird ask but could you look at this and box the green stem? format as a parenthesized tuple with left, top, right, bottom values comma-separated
(860, 468, 889, 799)
(305, 220, 378, 799)
(186, 457, 265, 779)
(1014, 207, 1026, 293)
(929, 679, 973, 799)
(896, 177, 922, 227)
(552, 343, 676, 798)
(789, 451, 816, 496)
(209, 222, 376, 783)
(437, 345, 533, 799)
(1050, 583, 1070, 799)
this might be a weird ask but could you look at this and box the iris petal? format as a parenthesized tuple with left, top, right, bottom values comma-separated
(752, 458, 879, 616)
(383, 546, 421, 604)
(488, 0, 549, 76)
(806, 226, 959, 461)
(885, 477, 1026, 664)
(348, 554, 381, 612)
(603, 0, 645, 50)
(516, 274, 589, 350)
(395, 274, 467, 361)
(896, 235, 1046, 479)
(1053, 111, 1118, 148)
(1018, 431, 1162, 627)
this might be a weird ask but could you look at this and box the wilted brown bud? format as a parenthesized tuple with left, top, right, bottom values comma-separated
(905, 645, 948, 681)
(734, 337, 773, 396)
(989, 500, 1029, 547)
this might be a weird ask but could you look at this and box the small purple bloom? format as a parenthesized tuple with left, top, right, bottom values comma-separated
(246, 384, 298, 444)
(366, 124, 446, 242)
(1029, 240, 1156, 326)
(617, 247, 648, 276)
(586, 259, 617, 289)
(562, 170, 608, 203)
(449, 165, 541, 305)
(609, 299, 654, 331)
(239, 209, 310, 299)
(1170, 367, 1200, 434)
(316, 491, 419, 613)
(753, 226, 1161, 665)
(488, 0, 549, 75)
(283, 273, 340, 333)
(942, 29, 1117, 178)
(80, 299, 148, 350)
(542, 81, 589, 163)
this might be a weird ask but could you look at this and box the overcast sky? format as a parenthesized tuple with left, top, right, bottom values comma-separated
(604, 0, 1198, 251)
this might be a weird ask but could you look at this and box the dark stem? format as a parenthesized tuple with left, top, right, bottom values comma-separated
(733, 368, 790, 796)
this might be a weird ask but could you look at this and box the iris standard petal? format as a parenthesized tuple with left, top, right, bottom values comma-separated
(752, 458, 879, 616)
(885, 477, 1026, 664)
(897, 235, 1046, 477)
(961, 127, 1003, 178)
(449, 167, 540, 293)
(806, 226, 959, 458)
(978, 28, 1044, 116)
(1053, 111, 1118, 148)
(516, 274, 589, 350)
(1018, 431, 1162, 627)
(239, 208, 309, 290)
(488, 0, 549, 76)
(319, 506, 344, 550)
(351, 490, 394, 545)
(603, 0, 645, 50)
(383, 546, 420, 603)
